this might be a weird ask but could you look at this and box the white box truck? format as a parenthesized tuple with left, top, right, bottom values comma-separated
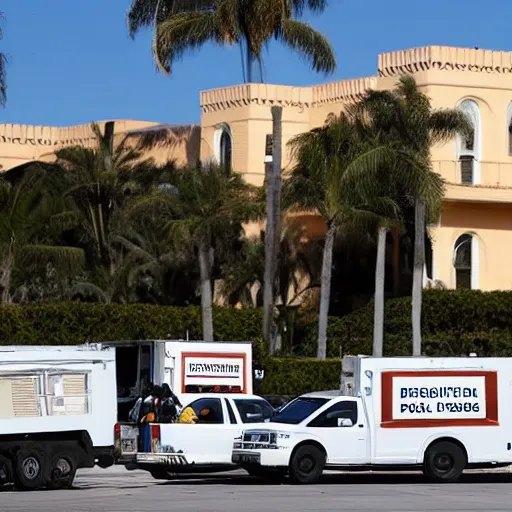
(232, 355, 512, 484)
(110, 339, 253, 422)
(0, 344, 117, 491)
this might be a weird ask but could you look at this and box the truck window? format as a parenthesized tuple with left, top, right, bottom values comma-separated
(234, 399, 275, 423)
(307, 401, 358, 428)
(187, 398, 224, 424)
(270, 397, 330, 425)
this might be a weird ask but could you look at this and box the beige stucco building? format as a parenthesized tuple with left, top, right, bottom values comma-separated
(3, 45, 512, 292)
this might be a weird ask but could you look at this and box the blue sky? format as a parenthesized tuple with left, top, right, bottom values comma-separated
(2, 0, 511, 126)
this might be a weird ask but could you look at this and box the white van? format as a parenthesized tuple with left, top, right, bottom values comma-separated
(232, 355, 512, 484)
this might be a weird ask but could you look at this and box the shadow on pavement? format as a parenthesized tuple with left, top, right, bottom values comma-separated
(156, 471, 512, 487)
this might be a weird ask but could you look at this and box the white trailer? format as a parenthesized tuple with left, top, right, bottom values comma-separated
(232, 355, 512, 484)
(0, 344, 117, 490)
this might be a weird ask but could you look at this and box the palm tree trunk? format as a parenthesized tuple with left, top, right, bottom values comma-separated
(412, 198, 426, 356)
(373, 226, 387, 357)
(392, 227, 400, 296)
(263, 106, 283, 354)
(246, 43, 253, 83)
(198, 242, 214, 341)
(317, 222, 335, 360)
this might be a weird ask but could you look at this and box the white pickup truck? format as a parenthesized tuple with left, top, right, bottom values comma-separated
(118, 393, 276, 479)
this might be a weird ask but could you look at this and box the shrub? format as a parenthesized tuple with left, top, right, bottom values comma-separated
(258, 358, 340, 396)
(333, 290, 512, 357)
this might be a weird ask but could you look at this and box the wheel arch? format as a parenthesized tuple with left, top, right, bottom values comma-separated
(417, 435, 469, 464)
(290, 439, 327, 463)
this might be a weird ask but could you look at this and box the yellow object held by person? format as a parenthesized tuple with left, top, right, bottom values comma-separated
(178, 406, 198, 424)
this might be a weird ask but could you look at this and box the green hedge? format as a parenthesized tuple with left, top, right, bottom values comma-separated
(333, 290, 512, 357)
(258, 358, 340, 396)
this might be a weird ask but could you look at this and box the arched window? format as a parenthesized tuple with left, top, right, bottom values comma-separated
(453, 233, 479, 290)
(456, 99, 481, 185)
(214, 124, 232, 174)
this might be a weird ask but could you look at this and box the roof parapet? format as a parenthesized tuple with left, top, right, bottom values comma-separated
(378, 45, 512, 77)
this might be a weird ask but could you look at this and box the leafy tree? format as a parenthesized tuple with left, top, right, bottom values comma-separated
(360, 76, 472, 355)
(126, 0, 335, 81)
(127, 162, 263, 340)
(54, 123, 153, 272)
(284, 111, 395, 359)
(222, 221, 321, 308)
(0, 168, 85, 303)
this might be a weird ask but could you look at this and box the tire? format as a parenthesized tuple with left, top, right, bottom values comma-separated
(14, 445, 45, 491)
(289, 445, 325, 485)
(46, 451, 77, 490)
(0, 454, 13, 486)
(424, 441, 467, 483)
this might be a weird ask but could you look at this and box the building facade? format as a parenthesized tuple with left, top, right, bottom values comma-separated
(3, 45, 512, 292)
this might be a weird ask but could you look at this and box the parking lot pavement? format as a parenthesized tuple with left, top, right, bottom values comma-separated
(2, 467, 512, 512)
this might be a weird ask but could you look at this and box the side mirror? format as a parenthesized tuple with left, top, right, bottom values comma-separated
(337, 418, 353, 428)
(246, 413, 263, 420)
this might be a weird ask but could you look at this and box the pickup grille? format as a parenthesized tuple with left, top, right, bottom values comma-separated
(233, 431, 277, 450)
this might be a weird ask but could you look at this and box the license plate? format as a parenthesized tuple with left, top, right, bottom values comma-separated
(233, 453, 260, 464)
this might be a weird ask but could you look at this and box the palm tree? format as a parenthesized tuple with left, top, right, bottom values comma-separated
(360, 76, 472, 356)
(222, 221, 321, 308)
(263, 106, 283, 352)
(0, 168, 85, 303)
(55, 123, 151, 272)
(126, 0, 335, 82)
(0, 12, 7, 106)
(284, 112, 394, 359)
(127, 162, 262, 340)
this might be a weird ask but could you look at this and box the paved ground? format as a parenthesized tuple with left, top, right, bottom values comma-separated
(2, 466, 512, 511)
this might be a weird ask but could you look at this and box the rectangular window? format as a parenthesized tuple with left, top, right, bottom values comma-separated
(460, 156, 474, 184)
(0, 376, 40, 419)
(47, 372, 90, 416)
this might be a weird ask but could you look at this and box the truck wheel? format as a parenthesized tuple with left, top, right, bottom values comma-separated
(0, 454, 13, 486)
(424, 441, 466, 483)
(14, 446, 45, 490)
(289, 445, 325, 485)
(46, 452, 77, 490)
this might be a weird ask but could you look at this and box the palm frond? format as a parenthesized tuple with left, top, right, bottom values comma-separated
(154, 11, 220, 74)
(20, 245, 85, 276)
(0, 12, 7, 107)
(71, 281, 110, 303)
(278, 19, 336, 75)
(429, 109, 473, 146)
(289, 0, 328, 16)
(126, 0, 214, 37)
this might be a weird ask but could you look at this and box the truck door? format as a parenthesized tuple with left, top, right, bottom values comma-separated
(159, 397, 237, 464)
(306, 399, 369, 465)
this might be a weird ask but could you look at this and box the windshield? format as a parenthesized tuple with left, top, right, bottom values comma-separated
(270, 397, 330, 425)
(234, 399, 275, 423)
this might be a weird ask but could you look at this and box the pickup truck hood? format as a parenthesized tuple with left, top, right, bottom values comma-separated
(240, 422, 303, 433)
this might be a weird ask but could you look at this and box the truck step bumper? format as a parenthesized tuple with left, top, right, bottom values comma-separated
(136, 453, 189, 466)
